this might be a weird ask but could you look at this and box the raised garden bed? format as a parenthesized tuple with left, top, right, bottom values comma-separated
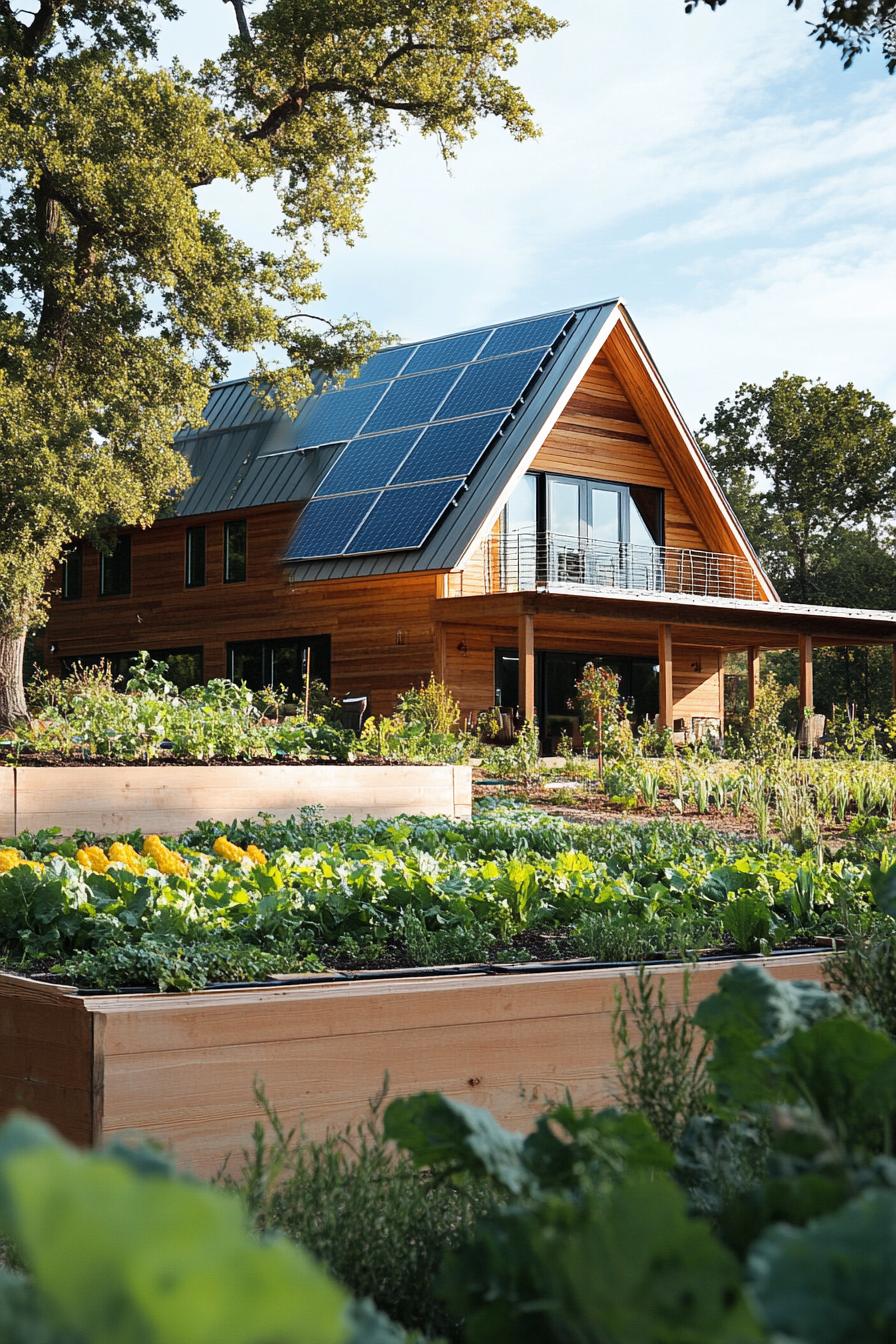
(0, 950, 828, 1177)
(0, 762, 472, 834)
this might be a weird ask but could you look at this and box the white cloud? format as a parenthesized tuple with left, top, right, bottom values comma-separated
(165, 0, 896, 419)
(643, 229, 896, 422)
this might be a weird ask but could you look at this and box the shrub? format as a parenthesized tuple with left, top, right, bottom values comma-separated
(572, 662, 634, 762)
(226, 1086, 495, 1341)
(611, 965, 711, 1144)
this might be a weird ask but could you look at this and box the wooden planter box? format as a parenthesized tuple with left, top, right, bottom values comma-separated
(0, 763, 472, 835)
(1, 952, 828, 1178)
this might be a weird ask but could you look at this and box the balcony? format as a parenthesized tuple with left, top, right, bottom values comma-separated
(460, 530, 763, 602)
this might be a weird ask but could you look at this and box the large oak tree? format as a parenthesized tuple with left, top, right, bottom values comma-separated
(0, 0, 560, 723)
(699, 374, 896, 605)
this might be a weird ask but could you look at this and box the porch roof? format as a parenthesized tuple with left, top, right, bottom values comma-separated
(432, 588, 896, 649)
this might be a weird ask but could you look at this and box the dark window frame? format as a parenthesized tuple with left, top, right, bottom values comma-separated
(226, 635, 332, 695)
(223, 519, 247, 584)
(504, 471, 664, 548)
(61, 544, 83, 601)
(99, 536, 131, 598)
(184, 525, 206, 589)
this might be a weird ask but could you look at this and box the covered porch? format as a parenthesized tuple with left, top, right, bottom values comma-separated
(432, 588, 896, 745)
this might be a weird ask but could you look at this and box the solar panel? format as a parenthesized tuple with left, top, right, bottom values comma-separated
(434, 348, 546, 422)
(352, 344, 415, 384)
(294, 382, 384, 448)
(283, 491, 378, 560)
(401, 329, 492, 375)
(344, 478, 463, 555)
(392, 412, 506, 486)
(316, 429, 422, 496)
(361, 366, 460, 435)
(478, 312, 571, 359)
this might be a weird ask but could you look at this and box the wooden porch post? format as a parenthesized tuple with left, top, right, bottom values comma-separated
(433, 622, 447, 684)
(798, 634, 814, 717)
(658, 623, 673, 729)
(747, 646, 761, 712)
(891, 643, 896, 711)
(518, 610, 535, 723)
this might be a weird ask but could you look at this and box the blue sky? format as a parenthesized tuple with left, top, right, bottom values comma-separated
(160, 0, 896, 425)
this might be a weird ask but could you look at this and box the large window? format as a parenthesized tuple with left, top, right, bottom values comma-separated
(99, 536, 131, 597)
(223, 519, 247, 583)
(503, 471, 663, 589)
(61, 544, 82, 600)
(60, 647, 203, 690)
(227, 636, 331, 698)
(185, 526, 206, 588)
(501, 474, 538, 588)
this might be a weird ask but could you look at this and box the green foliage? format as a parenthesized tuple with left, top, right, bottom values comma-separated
(396, 677, 461, 737)
(358, 679, 473, 763)
(9, 654, 355, 762)
(700, 374, 896, 725)
(379, 956, 896, 1341)
(227, 1087, 492, 1341)
(1, 800, 893, 989)
(478, 717, 541, 780)
(0, 0, 561, 717)
(386, 1092, 756, 1342)
(825, 926, 896, 1039)
(0, 1114, 349, 1344)
(749, 1190, 896, 1342)
(612, 966, 712, 1144)
(694, 962, 845, 1108)
(573, 661, 634, 761)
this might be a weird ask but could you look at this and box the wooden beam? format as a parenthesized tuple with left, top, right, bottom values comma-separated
(798, 634, 814, 716)
(747, 646, 761, 712)
(892, 643, 896, 712)
(518, 611, 535, 723)
(433, 622, 447, 684)
(658, 623, 673, 728)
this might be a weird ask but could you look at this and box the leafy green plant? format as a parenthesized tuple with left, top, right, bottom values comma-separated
(573, 661, 634, 763)
(612, 966, 712, 1144)
(226, 1085, 494, 1341)
(0, 1115, 349, 1344)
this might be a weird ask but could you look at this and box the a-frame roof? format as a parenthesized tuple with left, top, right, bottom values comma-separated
(172, 300, 776, 599)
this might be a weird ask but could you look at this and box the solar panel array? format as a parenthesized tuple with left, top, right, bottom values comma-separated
(283, 310, 575, 561)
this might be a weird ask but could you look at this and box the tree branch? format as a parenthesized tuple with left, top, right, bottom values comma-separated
(21, 0, 64, 53)
(241, 38, 467, 143)
(224, 0, 252, 45)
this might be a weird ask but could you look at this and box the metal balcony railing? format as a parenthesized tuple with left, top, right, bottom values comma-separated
(474, 530, 762, 601)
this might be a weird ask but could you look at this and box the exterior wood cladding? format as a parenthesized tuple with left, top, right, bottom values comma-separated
(43, 503, 441, 716)
(42, 344, 730, 724)
(531, 353, 710, 551)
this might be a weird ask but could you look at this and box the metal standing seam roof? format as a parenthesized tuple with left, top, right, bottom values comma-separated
(171, 299, 621, 574)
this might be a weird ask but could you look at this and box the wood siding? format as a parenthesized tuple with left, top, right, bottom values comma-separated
(40, 344, 737, 729)
(532, 353, 710, 551)
(43, 504, 442, 717)
(0, 975, 95, 1146)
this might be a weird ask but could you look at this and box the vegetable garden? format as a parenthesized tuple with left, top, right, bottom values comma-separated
(1, 802, 895, 992)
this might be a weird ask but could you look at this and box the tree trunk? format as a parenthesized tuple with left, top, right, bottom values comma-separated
(0, 631, 28, 728)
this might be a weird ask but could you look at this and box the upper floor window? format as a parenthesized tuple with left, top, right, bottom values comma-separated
(223, 519, 247, 583)
(61, 544, 82, 601)
(99, 536, 131, 597)
(185, 525, 206, 588)
(501, 471, 664, 589)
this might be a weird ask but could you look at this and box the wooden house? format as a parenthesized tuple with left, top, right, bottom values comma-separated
(41, 300, 896, 744)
